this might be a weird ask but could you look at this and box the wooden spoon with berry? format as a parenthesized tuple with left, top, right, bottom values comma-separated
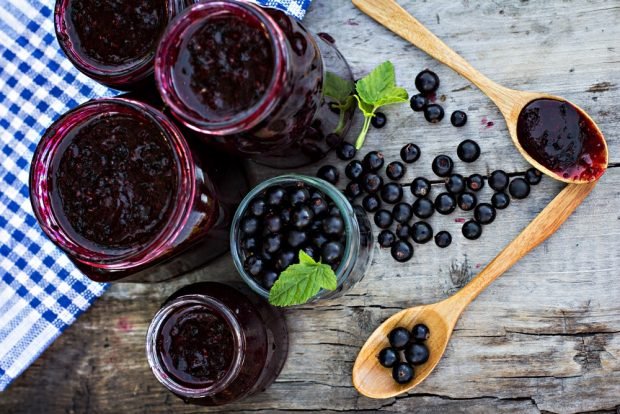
(352, 0, 608, 184)
(352, 182, 595, 398)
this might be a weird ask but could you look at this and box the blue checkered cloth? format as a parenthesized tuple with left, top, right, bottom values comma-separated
(0, 0, 311, 392)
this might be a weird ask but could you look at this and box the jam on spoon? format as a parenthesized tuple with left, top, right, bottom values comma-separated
(516, 99, 607, 182)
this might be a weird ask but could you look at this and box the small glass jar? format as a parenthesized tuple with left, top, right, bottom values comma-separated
(54, 0, 192, 89)
(231, 175, 374, 302)
(155, 0, 356, 169)
(146, 282, 288, 406)
(30, 97, 248, 283)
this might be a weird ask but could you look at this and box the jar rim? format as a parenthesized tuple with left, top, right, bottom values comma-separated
(145, 294, 245, 398)
(54, 0, 180, 87)
(230, 174, 361, 302)
(29, 97, 196, 270)
(154, 0, 288, 135)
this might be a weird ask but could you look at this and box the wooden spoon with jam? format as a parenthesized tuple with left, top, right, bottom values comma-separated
(352, 0, 608, 183)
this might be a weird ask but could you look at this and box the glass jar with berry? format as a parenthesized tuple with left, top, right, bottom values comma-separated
(155, 0, 356, 168)
(230, 175, 373, 304)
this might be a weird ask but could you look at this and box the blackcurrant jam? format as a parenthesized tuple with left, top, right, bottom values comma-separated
(516, 99, 607, 182)
(147, 283, 288, 406)
(54, 0, 189, 88)
(30, 98, 248, 282)
(156, 0, 356, 168)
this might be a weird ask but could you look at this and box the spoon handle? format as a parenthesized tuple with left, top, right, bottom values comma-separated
(351, 0, 513, 112)
(449, 182, 596, 311)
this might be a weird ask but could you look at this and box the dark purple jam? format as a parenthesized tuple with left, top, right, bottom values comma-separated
(156, 304, 235, 388)
(173, 14, 274, 121)
(53, 114, 178, 249)
(516, 99, 606, 182)
(68, 0, 168, 66)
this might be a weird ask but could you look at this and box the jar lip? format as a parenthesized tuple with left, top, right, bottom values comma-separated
(230, 174, 361, 302)
(146, 294, 245, 398)
(29, 97, 196, 270)
(54, 0, 179, 87)
(155, 0, 288, 135)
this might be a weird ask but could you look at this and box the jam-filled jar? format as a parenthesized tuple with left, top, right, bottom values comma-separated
(146, 282, 288, 406)
(155, 0, 356, 169)
(30, 97, 248, 282)
(54, 0, 192, 89)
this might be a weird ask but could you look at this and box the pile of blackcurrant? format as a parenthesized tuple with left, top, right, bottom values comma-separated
(378, 324, 431, 384)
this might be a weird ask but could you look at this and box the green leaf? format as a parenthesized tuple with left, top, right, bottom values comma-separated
(354, 95, 376, 118)
(356, 61, 397, 106)
(324, 72, 354, 103)
(374, 86, 409, 107)
(269, 251, 338, 307)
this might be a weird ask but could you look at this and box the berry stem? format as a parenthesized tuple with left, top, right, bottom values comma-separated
(355, 115, 373, 150)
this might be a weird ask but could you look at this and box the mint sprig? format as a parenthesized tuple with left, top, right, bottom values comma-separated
(268, 251, 338, 307)
(354, 61, 408, 149)
(323, 62, 409, 150)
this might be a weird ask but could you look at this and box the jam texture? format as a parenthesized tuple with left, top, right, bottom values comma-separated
(175, 14, 274, 121)
(157, 304, 234, 388)
(54, 113, 178, 249)
(516, 99, 606, 182)
(69, 0, 168, 66)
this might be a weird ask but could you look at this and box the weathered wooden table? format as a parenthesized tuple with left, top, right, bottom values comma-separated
(2, 1, 619, 413)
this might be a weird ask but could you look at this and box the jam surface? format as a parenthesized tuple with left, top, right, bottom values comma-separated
(68, 0, 168, 66)
(54, 113, 177, 249)
(157, 304, 235, 388)
(516, 99, 606, 182)
(173, 14, 274, 121)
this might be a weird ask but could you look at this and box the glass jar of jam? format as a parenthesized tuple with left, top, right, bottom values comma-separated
(146, 282, 288, 406)
(54, 0, 192, 89)
(155, 0, 356, 169)
(30, 97, 248, 283)
(230, 175, 374, 302)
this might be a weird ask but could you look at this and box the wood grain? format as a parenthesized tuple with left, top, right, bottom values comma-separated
(2, 0, 619, 413)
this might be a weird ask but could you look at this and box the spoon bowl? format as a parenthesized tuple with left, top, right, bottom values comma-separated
(352, 0, 608, 184)
(352, 182, 596, 399)
(353, 303, 453, 398)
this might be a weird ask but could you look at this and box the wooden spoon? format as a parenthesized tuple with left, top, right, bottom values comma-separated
(352, 181, 596, 399)
(352, 0, 608, 184)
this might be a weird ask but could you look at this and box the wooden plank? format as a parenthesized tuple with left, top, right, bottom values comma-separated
(2, 0, 619, 413)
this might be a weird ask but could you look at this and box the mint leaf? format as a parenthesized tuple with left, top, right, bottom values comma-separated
(352, 61, 409, 149)
(356, 61, 397, 105)
(269, 251, 338, 307)
(324, 72, 354, 102)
